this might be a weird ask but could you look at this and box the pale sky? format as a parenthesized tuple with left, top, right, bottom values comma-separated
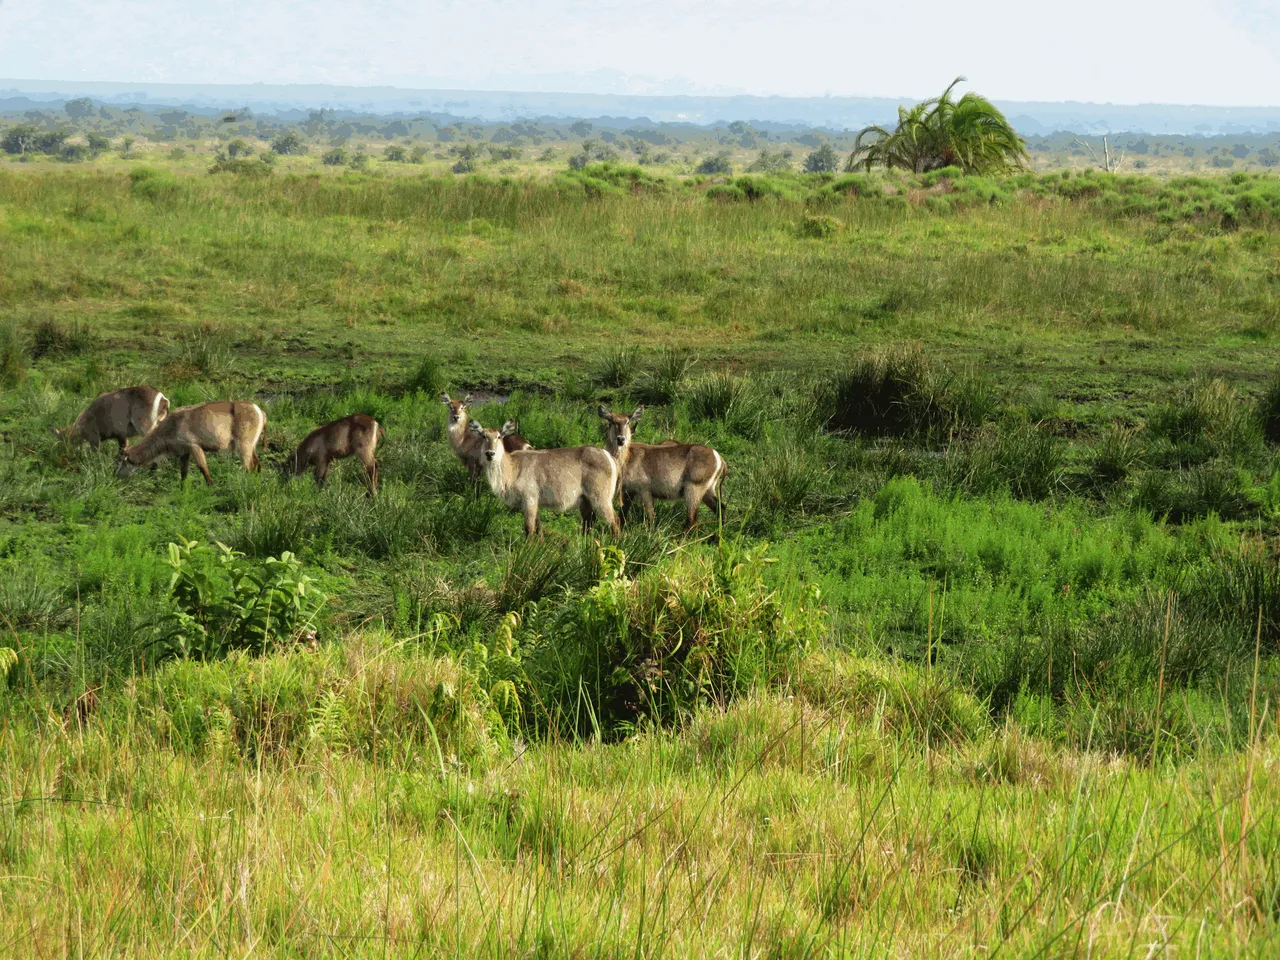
(2, 0, 1279, 105)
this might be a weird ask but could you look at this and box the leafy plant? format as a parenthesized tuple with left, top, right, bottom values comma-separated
(155, 539, 325, 660)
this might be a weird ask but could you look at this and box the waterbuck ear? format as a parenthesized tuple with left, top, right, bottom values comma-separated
(500, 420, 518, 438)
(597, 404, 611, 420)
(439, 392, 451, 404)
(462, 393, 475, 404)
(629, 405, 645, 423)
(467, 420, 484, 436)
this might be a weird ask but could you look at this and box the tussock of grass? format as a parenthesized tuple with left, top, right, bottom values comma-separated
(822, 345, 994, 441)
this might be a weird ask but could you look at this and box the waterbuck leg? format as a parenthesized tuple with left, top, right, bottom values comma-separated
(189, 446, 214, 486)
(523, 503, 540, 540)
(314, 456, 330, 488)
(359, 451, 378, 497)
(639, 491, 657, 527)
(579, 498, 596, 534)
(178, 453, 190, 481)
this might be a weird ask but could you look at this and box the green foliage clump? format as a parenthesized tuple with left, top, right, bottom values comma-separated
(797, 212, 842, 237)
(0, 321, 26, 387)
(816, 173, 884, 200)
(127, 632, 506, 762)
(518, 542, 823, 736)
(1147, 378, 1261, 467)
(29, 318, 94, 360)
(1259, 374, 1280, 446)
(822, 345, 994, 441)
(155, 539, 325, 661)
(695, 152, 733, 175)
(558, 162, 668, 198)
(128, 167, 181, 203)
(632, 347, 695, 405)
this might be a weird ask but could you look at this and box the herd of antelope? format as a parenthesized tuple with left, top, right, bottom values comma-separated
(53, 386, 728, 538)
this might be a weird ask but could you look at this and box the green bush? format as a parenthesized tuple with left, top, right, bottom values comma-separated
(518, 542, 822, 736)
(952, 423, 1066, 501)
(154, 539, 326, 661)
(821, 345, 994, 441)
(1259, 374, 1280, 446)
(632, 347, 695, 405)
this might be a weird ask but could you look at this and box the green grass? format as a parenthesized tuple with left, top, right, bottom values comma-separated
(2, 166, 1280, 956)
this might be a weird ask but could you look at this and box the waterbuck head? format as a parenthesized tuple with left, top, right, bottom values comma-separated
(598, 404, 644, 453)
(439, 393, 475, 429)
(115, 448, 140, 478)
(468, 419, 519, 465)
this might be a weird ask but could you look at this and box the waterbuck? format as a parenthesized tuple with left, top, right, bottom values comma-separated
(287, 413, 384, 495)
(440, 393, 531, 479)
(117, 401, 266, 484)
(597, 405, 726, 529)
(53, 385, 169, 451)
(468, 420, 619, 539)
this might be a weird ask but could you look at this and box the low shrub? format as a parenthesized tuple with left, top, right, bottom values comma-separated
(684, 371, 768, 439)
(518, 541, 823, 736)
(0, 321, 25, 387)
(822, 345, 994, 441)
(153, 539, 326, 661)
(1088, 423, 1143, 486)
(592, 345, 638, 389)
(1259, 373, 1280, 446)
(1147, 378, 1260, 465)
(125, 631, 507, 763)
(952, 422, 1066, 501)
(29, 318, 94, 360)
(632, 347, 695, 406)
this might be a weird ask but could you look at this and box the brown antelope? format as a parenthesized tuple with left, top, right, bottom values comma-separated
(597, 405, 726, 529)
(53, 385, 169, 451)
(468, 420, 619, 539)
(117, 401, 266, 484)
(287, 414, 384, 495)
(440, 393, 530, 479)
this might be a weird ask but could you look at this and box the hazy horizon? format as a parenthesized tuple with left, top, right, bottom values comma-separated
(1, 1, 1279, 107)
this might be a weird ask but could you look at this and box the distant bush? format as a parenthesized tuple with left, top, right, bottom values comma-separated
(632, 347, 695, 405)
(746, 149, 793, 173)
(1147, 378, 1261, 466)
(270, 130, 307, 155)
(797, 212, 842, 238)
(128, 167, 182, 202)
(0, 322, 24, 387)
(1, 124, 68, 155)
(1260, 375, 1280, 445)
(210, 156, 272, 177)
(696, 152, 733, 175)
(29, 318, 94, 360)
(951, 422, 1067, 501)
(383, 144, 407, 162)
(821, 345, 994, 440)
(321, 147, 346, 166)
(817, 174, 884, 200)
(225, 139, 253, 158)
(804, 143, 840, 173)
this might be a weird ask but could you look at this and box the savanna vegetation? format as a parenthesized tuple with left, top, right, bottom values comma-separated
(2, 161, 1280, 957)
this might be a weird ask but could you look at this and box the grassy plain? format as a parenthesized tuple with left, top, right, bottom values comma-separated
(2, 164, 1280, 957)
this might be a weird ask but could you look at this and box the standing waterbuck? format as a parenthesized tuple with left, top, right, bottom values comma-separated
(469, 420, 619, 539)
(598, 405, 726, 530)
(117, 401, 266, 484)
(440, 393, 530, 479)
(287, 413, 384, 495)
(53, 385, 169, 451)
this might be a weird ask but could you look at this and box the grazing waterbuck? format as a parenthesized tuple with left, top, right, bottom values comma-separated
(440, 393, 531, 479)
(53, 385, 169, 451)
(117, 401, 266, 484)
(598, 405, 726, 529)
(468, 420, 619, 539)
(287, 414, 384, 495)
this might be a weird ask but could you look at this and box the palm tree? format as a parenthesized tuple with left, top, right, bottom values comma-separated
(847, 78, 1027, 175)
